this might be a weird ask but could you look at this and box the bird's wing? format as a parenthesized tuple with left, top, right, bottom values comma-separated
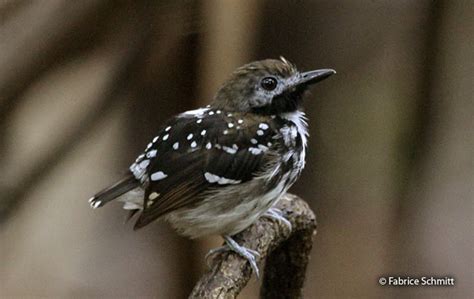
(132, 109, 280, 229)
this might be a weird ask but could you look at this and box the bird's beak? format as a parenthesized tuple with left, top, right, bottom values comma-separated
(297, 69, 336, 86)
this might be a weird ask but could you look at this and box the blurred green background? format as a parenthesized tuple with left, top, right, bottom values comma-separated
(0, 1, 472, 298)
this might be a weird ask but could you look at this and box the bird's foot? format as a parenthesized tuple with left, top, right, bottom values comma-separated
(263, 207, 292, 232)
(205, 235, 261, 278)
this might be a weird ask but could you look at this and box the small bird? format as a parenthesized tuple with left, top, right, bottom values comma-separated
(89, 57, 335, 277)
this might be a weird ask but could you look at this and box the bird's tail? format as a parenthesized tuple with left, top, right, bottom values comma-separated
(89, 175, 139, 209)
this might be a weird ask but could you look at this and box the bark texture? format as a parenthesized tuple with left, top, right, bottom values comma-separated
(190, 193, 317, 299)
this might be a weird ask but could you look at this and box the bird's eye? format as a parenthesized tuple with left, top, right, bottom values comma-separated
(260, 77, 278, 91)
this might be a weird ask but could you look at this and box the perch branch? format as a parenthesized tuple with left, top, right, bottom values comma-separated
(190, 193, 317, 299)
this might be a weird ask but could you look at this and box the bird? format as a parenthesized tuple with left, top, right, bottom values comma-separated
(89, 57, 335, 277)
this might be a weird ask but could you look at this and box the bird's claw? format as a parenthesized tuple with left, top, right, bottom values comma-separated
(263, 207, 292, 232)
(205, 235, 261, 278)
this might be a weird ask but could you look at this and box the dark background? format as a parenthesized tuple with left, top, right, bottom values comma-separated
(1, 1, 472, 298)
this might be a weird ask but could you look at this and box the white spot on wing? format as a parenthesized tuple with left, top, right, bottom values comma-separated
(173, 142, 179, 150)
(182, 107, 209, 117)
(191, 141, 197, 148)
(187, 133, 193, 140)
(251, 138, 258, 144)
(201, 129, 207, 136)
(204, 172, 219, 183)
(148, 192, 159, 200)
(206, 142, 212, 149)
(228, 123, 234, 128)
(196, 119, 203, 124)
(257, 130, 264, 136)
(238, 119, 244, 124)
(153, 136, 159, 143)
(162, 134, 169, 141)
(147, 150, 157, 158)
(204, 172, 241, 185)
(217, 177, 241, 185)
(165, 126, 172, 131)
(222, 144, 238, 154)
(139, 160, 150, 168)
(249, 147, 263, 155)
(151, 171, 168, 181)
(259, 123, 269, 130)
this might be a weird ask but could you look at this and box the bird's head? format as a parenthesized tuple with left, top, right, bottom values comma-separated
(212, 57, 335, 115)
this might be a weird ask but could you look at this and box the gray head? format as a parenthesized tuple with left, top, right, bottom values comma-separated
(212, 57, 335, 115)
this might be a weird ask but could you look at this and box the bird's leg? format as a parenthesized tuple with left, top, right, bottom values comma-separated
(205, 235, 261, 278)
(262, 207, 292, 232)
(224, 236, 261, 278)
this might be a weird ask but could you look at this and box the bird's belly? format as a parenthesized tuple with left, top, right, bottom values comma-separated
(165, 173, 290, 239)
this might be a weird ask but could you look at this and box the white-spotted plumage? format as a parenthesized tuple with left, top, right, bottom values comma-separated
(87, 57, 337, 282)
(92, 200, 101, 209)
(222, 144, 238, 154)
(181, 107, 209, 117)
(88, 57, 335, 279)
(139, 160, 150, 168)
(204, 172, 241, 185)
(126, 107, 308, 217)
(151, 171, 168, 181)
(149, 192, 159, 200)
(147, 150, 157, 158)
(248, 147, 263, 155)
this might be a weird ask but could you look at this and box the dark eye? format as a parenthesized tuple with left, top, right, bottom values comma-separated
(260, 77, 278, 91)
